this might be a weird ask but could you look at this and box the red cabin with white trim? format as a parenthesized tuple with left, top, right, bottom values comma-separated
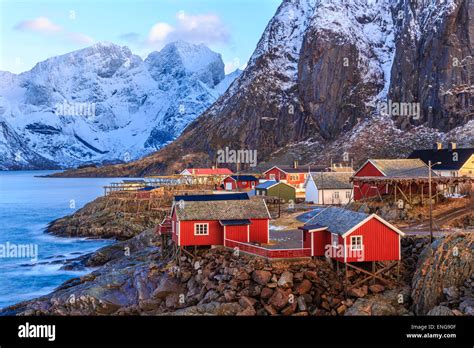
(170, 195, 271, 247)
(222, 175, 259, 191)
(299, 207, 404, 262)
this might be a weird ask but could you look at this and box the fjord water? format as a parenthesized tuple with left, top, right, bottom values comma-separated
(0, 171, 115, 309)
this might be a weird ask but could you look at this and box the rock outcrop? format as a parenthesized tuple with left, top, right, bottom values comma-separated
(47, 196, 166, 240)
(411, 233, 473, 315)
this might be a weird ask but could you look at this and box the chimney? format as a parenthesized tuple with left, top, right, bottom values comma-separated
(293, 160, 298, 169)
(433, 142, 443, 151)
(449, 142, 457, 150)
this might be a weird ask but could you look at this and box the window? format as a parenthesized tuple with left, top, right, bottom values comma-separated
(333, 192, 340, 199)
(331, 233, 338, 247)
(270, 174, 276, 180)
(194, 223, 209, 236)
(290, 174, 299, 181)
(345, 191, 351, 199)
(351, 236, 363, 251)
(176, 222, 179, 236)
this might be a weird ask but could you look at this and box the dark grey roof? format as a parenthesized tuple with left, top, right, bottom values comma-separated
(220, 219, 251, 226)
(174, 193, 249, 202)
(368, 159, 437, 178)
(408, 148, 474, 171)
(298, 223, 327, 231)
(304, 206, 369, 235)
(309, 172, 352, 189)
(229, 175, 258, 181)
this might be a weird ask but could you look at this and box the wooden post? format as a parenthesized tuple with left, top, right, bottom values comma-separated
(372, 261, 376, 284)
(397, 260, 400, 281)
(344, 263, 348, 298)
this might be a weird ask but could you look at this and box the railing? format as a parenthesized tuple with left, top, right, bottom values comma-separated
(224, 239, 311, 259)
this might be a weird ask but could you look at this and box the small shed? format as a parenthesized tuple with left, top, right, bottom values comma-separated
(255, 181, 296, 202)
(223, 175, 259, 191)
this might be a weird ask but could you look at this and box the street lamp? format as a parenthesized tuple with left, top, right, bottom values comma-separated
(428, 160, 442, 243)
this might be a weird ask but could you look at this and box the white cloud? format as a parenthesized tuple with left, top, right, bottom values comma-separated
(15, 17, 62, 34)
(14, 17, 94, 45)
(224, 57, 247, 74)
(147, 11, 230, 47)
(148, 22, 175, 42)
(67, 32, 94, 45)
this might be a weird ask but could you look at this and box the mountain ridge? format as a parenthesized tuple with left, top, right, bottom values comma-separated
(0, 41, 240, 170)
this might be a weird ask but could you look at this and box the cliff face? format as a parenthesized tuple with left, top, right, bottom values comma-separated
(53, 0, 473, 177)
(389, 0, 474, 131)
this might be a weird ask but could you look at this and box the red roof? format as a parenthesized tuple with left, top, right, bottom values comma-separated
(181, 168, 233, 175)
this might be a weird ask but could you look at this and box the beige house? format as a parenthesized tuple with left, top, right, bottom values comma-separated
(304, 172, 353, 205)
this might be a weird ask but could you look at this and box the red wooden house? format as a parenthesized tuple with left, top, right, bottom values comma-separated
(170, 194, 271, 247)
(262, 162, 313, 190)
(222, 175, 259, 191)
(352, 159, 437, 201)
(299, 206, 404, 262)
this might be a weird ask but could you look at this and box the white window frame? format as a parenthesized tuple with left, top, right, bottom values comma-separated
(176, 221, 179, 236)
(270, 174, 276, 180)
(345, 191, 351, 199)
(350, 235, 363, 251)
(194, 223, 209, 236)
(333, 191, 340, 199)
(331, 233, 338, 248)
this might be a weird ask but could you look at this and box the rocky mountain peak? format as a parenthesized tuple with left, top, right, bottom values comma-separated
(145, 41, 225, 88)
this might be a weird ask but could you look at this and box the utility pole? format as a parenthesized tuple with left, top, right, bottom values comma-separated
(428, 160, 433, 243)
(428, 160, 441, 243)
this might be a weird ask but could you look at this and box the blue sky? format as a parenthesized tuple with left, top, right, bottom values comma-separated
(0, 0, 281, 74)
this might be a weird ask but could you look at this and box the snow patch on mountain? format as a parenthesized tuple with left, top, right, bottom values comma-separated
(0, 41, 240, 169)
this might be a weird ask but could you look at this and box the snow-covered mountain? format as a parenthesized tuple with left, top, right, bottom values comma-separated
(0, 41, 240, 169)
(48, 0, 474, 177)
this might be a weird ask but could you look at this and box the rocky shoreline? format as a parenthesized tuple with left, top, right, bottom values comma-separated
(2, 225, 472, 316)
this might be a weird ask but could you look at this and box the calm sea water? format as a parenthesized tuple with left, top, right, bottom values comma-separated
(0, 171, 122, 309)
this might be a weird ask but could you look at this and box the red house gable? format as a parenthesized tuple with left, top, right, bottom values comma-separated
(170, 197, 270, 247)
(353, 161, 386, 200)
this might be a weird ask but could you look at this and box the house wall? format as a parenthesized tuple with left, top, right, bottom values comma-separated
(225, 225, 249, 242)
(344, 217, 400, 263)
(318, 189, 352, 205)
(223, 178, 258, 190)
(310, 231, 332, 257)
(249, 219, 269, 244)
(460, 155, 474, 177)
(353, 162, 386, 201)
(180, 220, 223, 246)
(305, 178, 318, 203)
(267, 184, 296, 202)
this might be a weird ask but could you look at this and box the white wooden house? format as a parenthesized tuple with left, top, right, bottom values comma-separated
(304, 172, 353, 205)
